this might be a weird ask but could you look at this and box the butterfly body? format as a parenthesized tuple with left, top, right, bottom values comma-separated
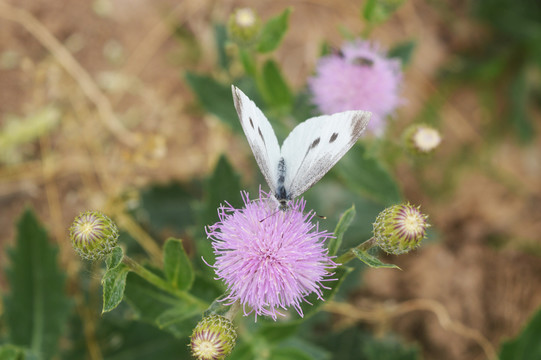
(232, 85, 371, 209)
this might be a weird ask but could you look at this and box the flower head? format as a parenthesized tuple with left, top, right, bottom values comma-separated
(69, 210, 119, 261)
(373, 203, 429, 255)
(190, 315, 237, 360)
(206, 191, 336, 320)
(404, 124, 442, 155)
(227, 8, 261, 45)
(309, 40, 403, 135)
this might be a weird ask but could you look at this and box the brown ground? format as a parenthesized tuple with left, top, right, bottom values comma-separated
(1, 0, 540, 359)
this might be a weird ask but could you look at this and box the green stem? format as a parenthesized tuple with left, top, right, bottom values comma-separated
(122, 255, 208, 310)
(336, 237, 377, 265)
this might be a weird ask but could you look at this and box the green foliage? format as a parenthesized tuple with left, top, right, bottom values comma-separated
(500, 307, 541, 360)
(352, 248, 401, 269)
(185, 72, 241, 132)
(3, 209, 71, 360)
(102, 264, 130, 313)
(258, 59, 293, 111)
(163, 238, 194, 291)
(388, 40, 416, 67)
(0, 345, 38, 360)
(336, 143, 402, 206)
(509, 68, 535, 143)
(328, 205, 356, 256)
(256, 8, 291, 53)
(123, 272, 200, 337)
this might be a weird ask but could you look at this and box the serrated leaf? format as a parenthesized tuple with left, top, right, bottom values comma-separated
(335, 143, 402, 205)
(258, 59, 293, 110)
(106, 246, 124, 270)
(256, 8, 291, 53)
(388, 40, 416, 67)
(500, 307, 541, 360)
(163, 238, 194, 291)
(102, 263, 130, 313)
(328, 205, 356, 256)
(352, 248, 400, 269)
(185, 72, 241, 132)
(3, 209, 71, 359)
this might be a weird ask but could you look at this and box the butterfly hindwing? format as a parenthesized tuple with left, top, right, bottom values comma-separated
(280, 111, 371, 199)
(231, 86, 281, 194)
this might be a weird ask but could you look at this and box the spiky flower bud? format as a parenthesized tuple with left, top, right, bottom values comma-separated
(404, 124, 442, 155)
(373, 204, 429, 255)
(190, 315, 237, 360)
(69, 211, 119, 261)
(227, 8, 261, 45)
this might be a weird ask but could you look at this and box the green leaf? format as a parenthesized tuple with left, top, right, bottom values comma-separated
(240, 48, 257, 76)
(123, 273, 200, 337)
(102, 263, 130, 313)
(335, 143, 402, 205)
(258, 59, 293, 110)
(214, 23, 230, 70)
(106, 246, 124, 270)
(138, 181, 198, 235)
(0, 345, 38, 360)
(201, 155, 242, 226)
(163, 238, 194, 291)
(256, 8, 291, 53)
(185, 72, 241, 132)
(3, 209, 71, 359)
(329, 205, 356, 256)
(270, 347, 313, 360)
(509, 68, 535, 143)
(388, 40, 416, 67)
(500, 307, 541, 360)
(362, 0, 378, 22)
(361, 336, 420, 360)
(155, 303, 202, 329)
(352, 248, 400, 269)
(63, 314, 192, 360)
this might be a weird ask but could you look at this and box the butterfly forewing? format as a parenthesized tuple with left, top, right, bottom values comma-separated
(231, 86, 281, 194)
(280, 111, 371, 199)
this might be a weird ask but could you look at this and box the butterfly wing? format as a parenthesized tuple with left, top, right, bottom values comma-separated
(231, 85, 281, 194)
(280, 111, 371, 199)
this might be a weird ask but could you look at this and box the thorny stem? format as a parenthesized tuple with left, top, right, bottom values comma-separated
(336, 237, 377, 265)
(122, 255, 209, 310)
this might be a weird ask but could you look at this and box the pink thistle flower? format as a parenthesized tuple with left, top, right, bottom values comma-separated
(309, 40, 403, 135)
(206, 190, 336, 320)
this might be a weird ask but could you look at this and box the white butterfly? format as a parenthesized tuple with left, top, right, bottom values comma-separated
(232, 85, 371, 209)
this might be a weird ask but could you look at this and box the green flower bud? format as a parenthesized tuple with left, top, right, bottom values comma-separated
(227, 8, 261, 45)
(373, 203, 429, 255)
(404, 124, 442, 155)
(69, 211, 119, 261)
(190, 315, 237, 360)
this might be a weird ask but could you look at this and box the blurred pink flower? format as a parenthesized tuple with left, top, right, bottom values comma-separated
(206, 190, 336, 320)
(309, 40, 403, 134)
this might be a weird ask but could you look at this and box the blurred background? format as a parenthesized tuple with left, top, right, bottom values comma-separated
(1, 0, 541, 359)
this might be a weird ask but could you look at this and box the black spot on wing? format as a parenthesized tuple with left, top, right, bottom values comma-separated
(258, 127, 266, 146)
(329, 133, 338, 143)
(249, 117, 254, 129)
(310, 137, 321, 149)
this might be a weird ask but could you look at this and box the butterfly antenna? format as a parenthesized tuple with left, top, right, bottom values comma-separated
(260, 209, 280, 223)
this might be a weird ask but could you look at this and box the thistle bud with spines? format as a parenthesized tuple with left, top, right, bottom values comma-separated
(69, 210, 119, 261)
